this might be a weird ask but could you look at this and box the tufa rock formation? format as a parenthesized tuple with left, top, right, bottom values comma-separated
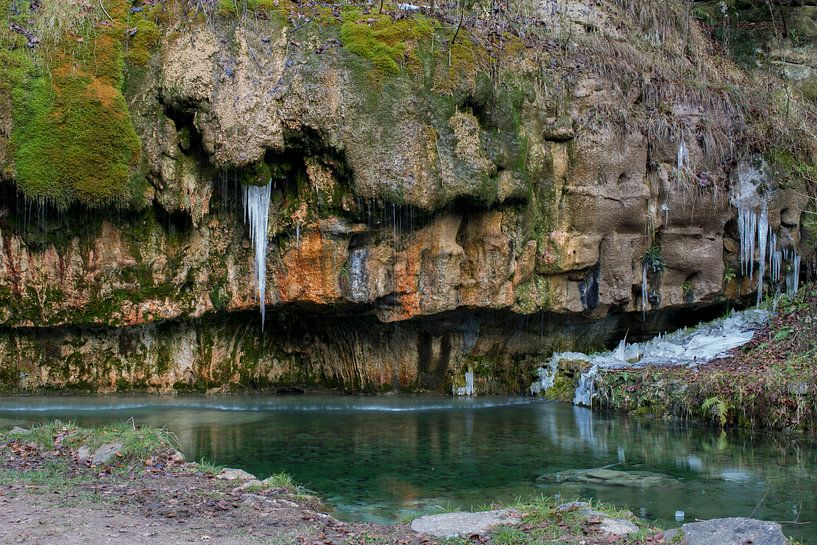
(0, 0, 814, 393)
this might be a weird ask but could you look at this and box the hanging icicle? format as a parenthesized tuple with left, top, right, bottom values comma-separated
(243, 181, 273, 329)
(786, 250, 801, 297)
(756, 200, 768, 307)
(641, 262, 648, 318)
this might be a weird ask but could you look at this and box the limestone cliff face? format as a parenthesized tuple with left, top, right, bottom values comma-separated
(0, 0, 814, 393)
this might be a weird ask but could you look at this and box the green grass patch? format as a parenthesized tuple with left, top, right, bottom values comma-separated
(2, 420, 178, 461)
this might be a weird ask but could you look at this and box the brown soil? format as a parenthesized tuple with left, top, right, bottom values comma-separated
(0, 437, 426, 545)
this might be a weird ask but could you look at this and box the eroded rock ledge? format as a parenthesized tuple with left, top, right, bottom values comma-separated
(0, 303, 725, 394)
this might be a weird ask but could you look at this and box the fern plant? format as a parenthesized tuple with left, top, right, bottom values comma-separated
(642, 244, 665, 273)
(702, 396, 729, 428)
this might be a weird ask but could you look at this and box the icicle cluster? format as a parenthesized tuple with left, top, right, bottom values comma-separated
(531, 310, 769, 407)
(243, 181, 273, 329)
(755, 201, 768, 306)
(737, 198, 801, 304)
(784, 249, 801, 297)
(738, 205, 758, 279)
(454, 368, 476, 396)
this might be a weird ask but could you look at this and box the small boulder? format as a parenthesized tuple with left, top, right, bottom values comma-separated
(557, 501, 591, 512)
(665, 517, 785, 545)
(169, 449, 186, 463)
(598, 517, 639, 537)
(216, 468, 257, 481)
(557, 502, 639, 536)
(10, 426, 29, 434)
(232, 479, 263, 492)
(92, 442, 123, 465)
(77, 446, 92, 462)
(411, 509, 521, 538)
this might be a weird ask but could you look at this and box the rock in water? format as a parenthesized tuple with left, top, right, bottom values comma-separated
(537, 467, 673, 488)
(666, 517, 786, 545)
(411, 509, 521, 538)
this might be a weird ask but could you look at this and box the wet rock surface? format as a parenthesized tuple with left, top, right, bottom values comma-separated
(537, 468, 676, 488)
(0, 0, 813, 395)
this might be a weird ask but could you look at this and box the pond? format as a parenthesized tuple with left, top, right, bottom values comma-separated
(0, 395, 814, 542)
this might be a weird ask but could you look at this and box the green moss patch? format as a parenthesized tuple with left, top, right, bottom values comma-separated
(339, 8, 434, 78)
(2, 0, 142, 208)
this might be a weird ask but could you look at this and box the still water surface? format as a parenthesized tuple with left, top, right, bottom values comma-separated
(0, 395, 814, 542)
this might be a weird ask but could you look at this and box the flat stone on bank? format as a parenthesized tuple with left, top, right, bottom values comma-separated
(411, 509, 521, 537)
(665, 517, 786, 545)
(217, 468, 257, 481)
(91, 442, 123, 465)
(599, 517, 639, 536)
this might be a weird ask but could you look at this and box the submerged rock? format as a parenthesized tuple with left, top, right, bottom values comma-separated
(665, 517, 786, 545)
(410, 509, 521, 538)
(537, 467, 674, 488)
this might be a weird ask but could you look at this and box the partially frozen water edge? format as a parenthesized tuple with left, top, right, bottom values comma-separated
(532, 309, 769, 407)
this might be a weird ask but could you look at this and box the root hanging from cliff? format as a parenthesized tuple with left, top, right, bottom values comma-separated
(243, 181, 273, 328)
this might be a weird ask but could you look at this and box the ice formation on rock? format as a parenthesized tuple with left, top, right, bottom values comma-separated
(348, 248, 369, 302)
(641, 263, 648, 315)
(243, 181, 273, 328)
(732, 164, 800, 305)
(676, 140, 689, 172)
(531, 310, 768, 407)
(455, 368, 476, 396)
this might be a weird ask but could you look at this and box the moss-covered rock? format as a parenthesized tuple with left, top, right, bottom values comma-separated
(3, 0, 143, 208)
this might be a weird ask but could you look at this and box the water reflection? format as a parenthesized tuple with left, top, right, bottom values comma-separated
(0, 395, 813, 542)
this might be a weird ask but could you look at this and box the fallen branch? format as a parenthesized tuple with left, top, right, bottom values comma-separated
(98, 0, 114, 22)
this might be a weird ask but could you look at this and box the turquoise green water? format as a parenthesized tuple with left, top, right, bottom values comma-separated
(0, 395, 814, 542)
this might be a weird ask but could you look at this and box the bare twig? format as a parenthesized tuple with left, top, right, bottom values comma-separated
(98, 0, 114, 22)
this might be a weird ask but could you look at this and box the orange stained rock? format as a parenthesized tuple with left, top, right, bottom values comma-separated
(393, 241, 422, 320)
(277, 227, 345, 304)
